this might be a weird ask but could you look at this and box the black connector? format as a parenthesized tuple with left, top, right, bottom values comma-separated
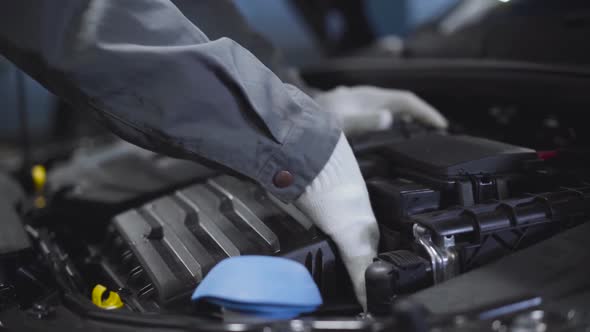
(366, 250, 431, 315)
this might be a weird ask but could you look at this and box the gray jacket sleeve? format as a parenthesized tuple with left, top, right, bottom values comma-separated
(0, 0, 341, 201)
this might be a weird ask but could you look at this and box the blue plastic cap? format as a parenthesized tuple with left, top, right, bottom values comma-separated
(192, 256, 323, 319)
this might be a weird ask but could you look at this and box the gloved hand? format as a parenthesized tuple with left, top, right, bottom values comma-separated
(295, 132, 379, 311)
(314, 86, 448, 136)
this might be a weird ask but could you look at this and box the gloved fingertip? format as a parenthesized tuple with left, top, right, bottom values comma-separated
(428, 115, 449, 129)
(396, 93, 448, 129)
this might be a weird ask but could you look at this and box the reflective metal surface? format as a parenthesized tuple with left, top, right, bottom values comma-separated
(413, 224, 459, 284)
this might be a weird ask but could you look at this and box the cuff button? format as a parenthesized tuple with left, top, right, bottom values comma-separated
(273, 170, 293, 188)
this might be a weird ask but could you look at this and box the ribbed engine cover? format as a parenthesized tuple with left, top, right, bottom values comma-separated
(101, 175, 342, 311)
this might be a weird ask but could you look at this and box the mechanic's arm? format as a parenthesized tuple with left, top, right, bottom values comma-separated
(0, 0, 377, 309)
(0, 0, 337, 202)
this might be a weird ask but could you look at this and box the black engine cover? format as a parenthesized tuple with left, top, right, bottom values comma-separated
(383, 134, 537, 176)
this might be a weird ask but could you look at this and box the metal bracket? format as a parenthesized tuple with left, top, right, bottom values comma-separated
(413, 224, 459, 284)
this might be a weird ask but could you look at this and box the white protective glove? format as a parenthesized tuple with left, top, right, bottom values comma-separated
(314, 86, 448, 136)
(295, 133, 379, 311)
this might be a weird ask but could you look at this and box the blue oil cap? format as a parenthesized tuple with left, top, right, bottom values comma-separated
(191, 256, 323, 319)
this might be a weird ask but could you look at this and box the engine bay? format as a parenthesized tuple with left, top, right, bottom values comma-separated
(1, 121, 590, 331)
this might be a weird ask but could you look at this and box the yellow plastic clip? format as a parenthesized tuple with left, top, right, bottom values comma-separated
(31, 165, 46, 193)
(92, 284, 124, 310)
(31, 165, 47, 209)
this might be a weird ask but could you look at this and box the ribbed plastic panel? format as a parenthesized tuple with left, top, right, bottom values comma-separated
(410, 186, 590, 271)
(101, 175, 328, 310)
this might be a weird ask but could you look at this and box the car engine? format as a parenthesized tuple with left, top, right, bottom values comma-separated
(1, 124, 590, 330)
